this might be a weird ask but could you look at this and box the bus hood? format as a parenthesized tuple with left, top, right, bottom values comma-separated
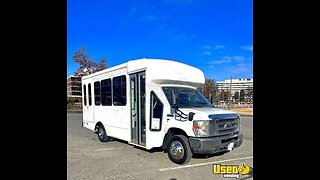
(178, 107, 238, 120)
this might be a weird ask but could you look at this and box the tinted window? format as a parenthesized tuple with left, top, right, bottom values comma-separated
(113, 75, 126, 106)
(101, 79, 112, 106)
(94, 81, 101, 105)
(88, 83, 92, 106)
(162, 87, 212, 108)
(83, 84, 87, 106)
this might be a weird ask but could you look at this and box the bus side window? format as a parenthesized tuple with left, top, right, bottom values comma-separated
(83, 84, 87, 106)
(113, 75, 126, 106)
(150, 91, 163, 131)
(101, 79, 112, 106)
(88, 83, 92, 106)
(94, 81, 101, 105)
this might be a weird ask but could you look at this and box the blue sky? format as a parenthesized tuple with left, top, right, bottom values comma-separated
(67, 0, 252, 81)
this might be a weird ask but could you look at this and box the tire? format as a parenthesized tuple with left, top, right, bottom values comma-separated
(97, 125, 110, 142)
(167, 135, 193, 164)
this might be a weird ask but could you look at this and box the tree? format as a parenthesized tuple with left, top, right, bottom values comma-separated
(240, 90, 245, 102)
(72, 47, 108, 77)
(245, 86, 253, 102)
(219, 90, 231, 104)
(198, 78, 219, 104)
(225, 90, 231, 104)
(233, 91, 239, 102)
(94, 57, 108, 72)
(219, 90, 225, 102)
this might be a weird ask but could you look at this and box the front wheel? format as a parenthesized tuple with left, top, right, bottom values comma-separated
(167, 135, 193, 164)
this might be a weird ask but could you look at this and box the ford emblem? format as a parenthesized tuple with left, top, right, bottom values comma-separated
(224, 122, 233, 128)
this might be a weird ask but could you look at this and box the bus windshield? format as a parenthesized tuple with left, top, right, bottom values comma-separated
(162, 87, 212, 108)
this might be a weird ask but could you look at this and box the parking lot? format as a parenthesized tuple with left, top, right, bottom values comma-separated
(67, 113, 253, 180)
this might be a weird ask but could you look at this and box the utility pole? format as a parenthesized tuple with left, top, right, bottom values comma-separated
(229, 76, 232, 105)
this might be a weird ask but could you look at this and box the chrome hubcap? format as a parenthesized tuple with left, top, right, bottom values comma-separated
(170, 141, 184, 159)
(98, 128, 104, 137)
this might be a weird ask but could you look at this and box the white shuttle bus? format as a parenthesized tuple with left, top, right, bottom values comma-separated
(82, 59, 243, 164)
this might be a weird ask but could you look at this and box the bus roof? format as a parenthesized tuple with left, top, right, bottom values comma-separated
(82, 58, 205, 87)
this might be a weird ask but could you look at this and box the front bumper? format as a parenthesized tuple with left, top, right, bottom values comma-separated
(189, 133, 243, 154)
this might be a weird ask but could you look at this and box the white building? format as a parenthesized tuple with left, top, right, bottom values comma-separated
(216, 78, 253, 95)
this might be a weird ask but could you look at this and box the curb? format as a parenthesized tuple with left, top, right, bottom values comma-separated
(67, 110, 83, 113)
(239, 114, 253, 117)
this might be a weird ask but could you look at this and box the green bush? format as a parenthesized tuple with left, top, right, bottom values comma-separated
(67, 96, 82, 105)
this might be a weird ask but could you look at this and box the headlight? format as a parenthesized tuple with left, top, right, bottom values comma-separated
(235, 115, 241, 132)
(193, 120, 211, 137)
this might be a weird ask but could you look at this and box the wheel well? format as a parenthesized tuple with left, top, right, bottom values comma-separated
(95, 122, 103, 133)
(162, 128, 188, 150)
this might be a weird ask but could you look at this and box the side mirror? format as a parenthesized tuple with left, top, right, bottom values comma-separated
(188, 112, 195, 121)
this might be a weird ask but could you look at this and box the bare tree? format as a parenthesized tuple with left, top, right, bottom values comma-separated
(219, 90, 231, 104)
(240, 90, 245, 102)
(245, 86, 253, 102)
(219, 90, 225, 102)
(198, 78, 219, 103)
(94, 57, 108, 71)
(234, 91, 239, 103)
(72, 47, 108, 77)
(225, 90, 231, 104)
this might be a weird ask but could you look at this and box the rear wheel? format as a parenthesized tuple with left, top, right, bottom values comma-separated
(97, 125, 110, 142)
(167, 135, 192, 164)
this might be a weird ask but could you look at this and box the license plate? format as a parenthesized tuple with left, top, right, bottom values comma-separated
(227, 142, 234, 151)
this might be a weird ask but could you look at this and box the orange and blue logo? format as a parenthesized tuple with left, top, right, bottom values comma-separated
(213, 164, 251, 178)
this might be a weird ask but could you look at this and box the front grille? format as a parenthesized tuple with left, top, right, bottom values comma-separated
(209, 114, 239, 136)
(217, 118, 237, 134)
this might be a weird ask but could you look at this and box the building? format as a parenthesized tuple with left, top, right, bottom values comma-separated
(67, 75, 82, 97)
(217, 78, 253, 94)
(217, 78, 253, 102)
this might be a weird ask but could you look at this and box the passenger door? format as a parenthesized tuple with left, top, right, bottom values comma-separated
(129, 71, 146, 145)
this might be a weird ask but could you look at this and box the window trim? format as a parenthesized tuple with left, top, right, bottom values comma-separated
(149, 91, 163, 131)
